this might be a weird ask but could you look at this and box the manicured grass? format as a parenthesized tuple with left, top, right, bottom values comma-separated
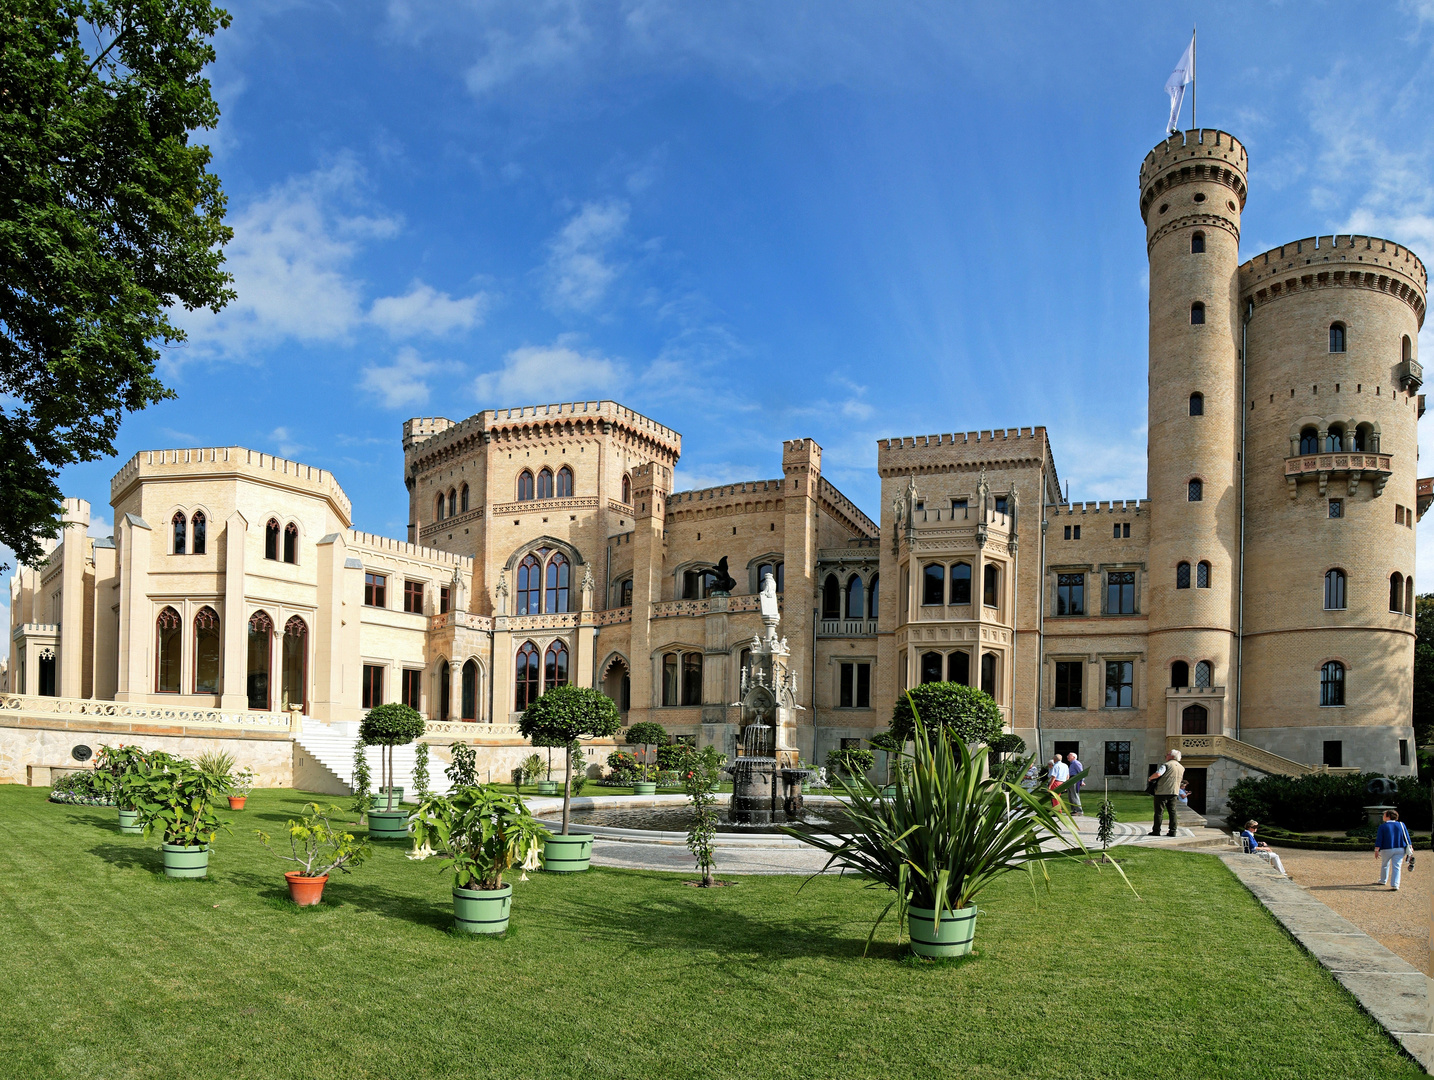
(1086, 788, 1160, 824)
(0, 786, 1418, 1080)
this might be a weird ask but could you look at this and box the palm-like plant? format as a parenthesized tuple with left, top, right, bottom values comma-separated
(785, 710, 1133, 950)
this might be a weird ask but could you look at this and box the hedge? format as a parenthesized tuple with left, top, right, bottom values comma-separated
(1225, 771, 1430, 831)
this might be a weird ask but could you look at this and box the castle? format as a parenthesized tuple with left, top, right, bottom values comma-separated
(4, 130, 1425, 816)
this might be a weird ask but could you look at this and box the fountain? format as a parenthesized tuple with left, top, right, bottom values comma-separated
(726, 570, 814, 824)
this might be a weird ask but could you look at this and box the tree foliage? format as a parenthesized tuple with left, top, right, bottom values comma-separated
(1415, 593, 1434, 746)
(518, 686, 622, 833)
(890, 683, 1004, 747)
(0, 1, 234, 568)
(359, 703, 426, 746)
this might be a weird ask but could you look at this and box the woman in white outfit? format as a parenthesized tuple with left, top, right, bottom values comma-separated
(1239, 820, 1287, 876)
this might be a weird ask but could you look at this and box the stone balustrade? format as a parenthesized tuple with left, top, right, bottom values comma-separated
(0, 693, 295, 732)
(1284, 452, 1393, 498)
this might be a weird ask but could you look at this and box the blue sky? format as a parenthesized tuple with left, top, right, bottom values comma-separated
(13, 0, 1434, 621)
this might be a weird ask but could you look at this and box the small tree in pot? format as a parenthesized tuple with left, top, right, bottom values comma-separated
(94, 744, 152, 832)
(359, 704, 425, 840)
(518, 686, 622, 872)
(128, 751, 230, 878)
(258, 803, 371, 905)
(624, 721, 669, 784)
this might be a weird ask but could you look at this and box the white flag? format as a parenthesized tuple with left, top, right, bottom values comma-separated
(1165, 35, 1194, 134)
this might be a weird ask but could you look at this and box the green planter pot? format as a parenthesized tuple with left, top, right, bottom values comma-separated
(370, 786, 404, 808)
(161, 843, 210, 879)
(907, 905, 977, 959)
(881, 784, 898, 798)
(536, 781, 559, 796)
(543, 832, 594, 873)
(632, 782, 657, 796)
(452, 883, 512, 935)
(367, 809, 411, 841)
(117, 808, 142, 834)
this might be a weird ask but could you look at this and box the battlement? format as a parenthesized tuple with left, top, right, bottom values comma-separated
(818, 477, 879, 538)
(670, 479, 784, 503)
(60, 498, 90, 527)
(782, 438, 822, 469)
(402, 417, 455, 449)
(346, 529, 473, 568)
(1240, 234, 1427, 296)
(877, 426, 1044, 452)
(110, 447, 352, 524)
(1052, 499, 1149, 515)
(1139, 129, 1247, 188)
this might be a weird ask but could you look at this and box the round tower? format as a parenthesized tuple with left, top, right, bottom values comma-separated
(1238, 234, 1425, 772)
(1139, 129, 1248, 741)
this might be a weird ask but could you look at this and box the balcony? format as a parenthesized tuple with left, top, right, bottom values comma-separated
(818, 618, 879, 638)
(1284, 452, 1392, 499)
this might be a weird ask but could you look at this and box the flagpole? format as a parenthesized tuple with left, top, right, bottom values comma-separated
(1191, 25, 1197, 130)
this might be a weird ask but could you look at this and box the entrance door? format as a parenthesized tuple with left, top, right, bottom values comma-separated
(1184, 768, 1207, 816)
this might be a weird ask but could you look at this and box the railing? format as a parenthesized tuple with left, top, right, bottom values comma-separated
(0, 693, 295, 732)
(607, 499, 634, 515)
(650, 595, 774, 619)
(423, 721, 523, 740)
(818, 618, 879, 637)
(595, 606, 632, 625)
(1166, 734, 1315, 777)
(506, 612, 579, 631)
(1284, 452, 1392, 498)
(428, 611, 494, 632)
(488, 496, 599, 517)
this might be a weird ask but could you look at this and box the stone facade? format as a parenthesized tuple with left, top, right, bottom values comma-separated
(3, 129, 1424, 805)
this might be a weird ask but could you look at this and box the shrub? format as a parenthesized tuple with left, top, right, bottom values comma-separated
(410, 785, 551, 891)
(258, 803, 371, 879)
(128, 751, 229, 847)
(827, 747, 875, 778)
(445, 743, 478, 789)
(989, 733, 1027, 760)
(350, 743, 372, 816)
(195, 750, 236, 794)
(568, 742, 590, 796)
(605, 750, 644, 785)
(889, 683, 1004, 747)
(412, 742, 432, 801)
(657, 742, 694, 770)
(49, 770, 113, 806)
(1224, 771, 1431, 831)
(518, 752, 546, 789)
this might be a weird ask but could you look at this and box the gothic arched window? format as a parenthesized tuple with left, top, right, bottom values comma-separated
(435, 493, 445, 520)
(194, 606, 221, 694)
(265, 519, 280, 560)
(247, 610, 273, 710)
(461, 659, 478, 720)
(1320, 661, 1345, 706)
(282, 615, 307, 712)
(517, 470, 534, 502)
(515, 642, 540, 709)
(536, 468, 554, 500)
(949, 563, 971, 605)
(1324, 569, 1346, 610)
(845, 575, 864, 620)
(556, 466, 573, 498)
(545, 640, 569, 689)
(192, 511, 206, 555)
(546, 552, 570, 614)
(156, 606, 182, 693)
(518, 553, 542, 615)
(460, 484, 469, 513)
(822, 574, 841, 619)
(1300, 427, 1319, 455)
(283, 522, 298, 564)
(621, 474, 631, 503)
(172, 512, 186, 555)
(448, 488, 457, 518)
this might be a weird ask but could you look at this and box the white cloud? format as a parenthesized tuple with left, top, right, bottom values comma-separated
(87, 514, 113, 540)
(545, 200, 629, 312)
(268, 427, 311, 459)
(464, 2, 591, 96)
(369, 282, 489, 337)
(361, 347, 456, 409)
(1047, 422, 1149, 503)
(473, 339, 624, 404)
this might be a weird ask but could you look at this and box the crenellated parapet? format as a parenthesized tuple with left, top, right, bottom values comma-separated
(1051, 499, 1150, 516)
(110, 447, 353, 524)
(1239, 234, 1427, 327)
(1138, 128, 1247, 222)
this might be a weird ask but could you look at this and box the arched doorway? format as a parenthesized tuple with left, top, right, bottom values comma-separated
(602, 657, 631, 714)
(247, 611, 273, 710)
(1181, 703, 1208, 735)
(461, 659, 479, 721)
(281, 616, 307, 712)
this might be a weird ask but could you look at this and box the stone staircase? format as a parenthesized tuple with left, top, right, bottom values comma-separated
(292, 720, 452, 798)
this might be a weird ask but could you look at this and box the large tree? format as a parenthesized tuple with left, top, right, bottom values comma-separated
(0, 1, 234, 569)
(1415, 593, 1434, 749)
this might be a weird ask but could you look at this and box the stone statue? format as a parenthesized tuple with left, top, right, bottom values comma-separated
(450, 562, 469, 614)
(495, 569, 508, 616)
(580, 565, 595, 610)
(759, 571, 779, 618)
(711, 556, 738, 594)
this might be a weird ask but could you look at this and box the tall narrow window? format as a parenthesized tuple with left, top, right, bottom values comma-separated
(1054, 661, 1082, 707)
(1176, 562, 1191, 589)
(1106, 571, 1136, 614)
(921, 564, 944, 606)
(556, 466, 573, 497)
(1407, 577, 1415, 616)
(621, 474, 631, 503)
(822, 574, 841, 619)
(156, 607, 182, 693)
(440, 586, 450, 615)
(662, 653, 680, 706)
(1190, 231, 1205, 253)
(1405, 335, 1414, 363)
(1187, 479, 1202, 502)
(1104, 660, 1134, 708)
(515, 642, 540, 709)
(983, 564, 999, 607)
(407, 667, 427, 713)
(1390, 572, 1405, 613)
(193, 607, 220, 694)
(247, 610, 273, 710)
(619, 578, 633, 607)
(1329, 322, 1346, 353)
(1326, 425, 1345, 453)
(950, 563, 971, 605)
(681, 652, 703, 706)
(536, 468, 554, 499)
(845, 575, 864, 619)
(1194, 660, 1212, 688)
(436, 494, 445, 521)
(518, 553, 542, 615)
(517, 470, 534, 501)
(1188, 392, 1204, 416)
(364, 572, 387, 608)
(1190, 302, 1205, 325)
(545, 640, 569, 689)
(1320, 661, 1345, 706)
(1171, 660, 1189, 689)
(265, 519, 280, 560)
(868, 574, 878, 613)
(920, 651, 942, 684)
(1324, 569, 1346, 610)
(283, 522, 298, 564)
(947, 650, 970, 686)
(1300, 427, 1319, 455)
(1056, 573, 1084, 615)
(192, 512, 206, 555)
(545, 552, 570, 613)
(447, 489, 456, 518)
(1196, 561, 1211, 589)
(460, 484, 469, 513)
(362, 664, 383, 709)
(282, 615, 307, 712)
(461, 659, 478, 720)
(172, 512, 186, 555)
(981, 652, 998, 698)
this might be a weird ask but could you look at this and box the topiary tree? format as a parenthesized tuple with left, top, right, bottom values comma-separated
(624, 721, 669, 774)
(889, 683, 1004, 748)
(827, 747, 876, 780)
(988, 733, 1027, 761)
(518, 686, 623, 834)
(359, 703, 426, 812)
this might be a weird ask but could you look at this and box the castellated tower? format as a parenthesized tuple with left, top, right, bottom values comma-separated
(1140, 130, 1248, 739)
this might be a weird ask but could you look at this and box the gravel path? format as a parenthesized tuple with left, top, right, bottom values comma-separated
(1280, 848, 1430, 972)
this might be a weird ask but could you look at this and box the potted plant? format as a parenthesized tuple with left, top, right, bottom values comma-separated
(624, 721, 668, 796)
(868, 732, 903, 796)
(228, 767, 254, 810)
(826, 746, 876, 784)
(786, 700, 1132, 958)
(257, 803, 371, 906)
(94, 744, 152, 833)
(409, 785, 550, 934)
(518, 752, 548, 795)
(128, 751, 229, 878)
(351, 742, 372, 821)
(359, 703, 426, 840)
(518, 685, 622, 872)
(196, 749, 237, 805)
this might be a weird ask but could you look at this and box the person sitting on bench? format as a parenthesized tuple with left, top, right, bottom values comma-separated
(1239, 820, 1286, 876)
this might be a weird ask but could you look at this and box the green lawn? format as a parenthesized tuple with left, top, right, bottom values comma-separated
(1084, 788, 1159, 824)
(0, 786, 1417, 1080)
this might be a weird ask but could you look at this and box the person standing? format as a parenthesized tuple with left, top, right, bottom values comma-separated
(1048, 754, 1070, 812)
(1375, 809, 1412, 891)
(1148, 750, 1185, 837)
(1065, 751, 1085, 815)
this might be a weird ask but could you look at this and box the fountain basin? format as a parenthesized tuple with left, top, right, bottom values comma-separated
(531, 794, 850, 848)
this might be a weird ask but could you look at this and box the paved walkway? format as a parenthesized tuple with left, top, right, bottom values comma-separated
(1280, 848, 1431, 973)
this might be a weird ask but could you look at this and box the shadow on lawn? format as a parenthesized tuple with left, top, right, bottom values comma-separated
(89, 841, 163, 873)
(223, 869, 452, 930)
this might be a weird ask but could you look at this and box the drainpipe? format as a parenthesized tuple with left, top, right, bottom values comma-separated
(1035, 465, 1049, 762)
(1236, 299, 1253, 741)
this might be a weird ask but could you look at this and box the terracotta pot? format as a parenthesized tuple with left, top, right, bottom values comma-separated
(228, 796, 248, 810)
(285, 871, 329, 906)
